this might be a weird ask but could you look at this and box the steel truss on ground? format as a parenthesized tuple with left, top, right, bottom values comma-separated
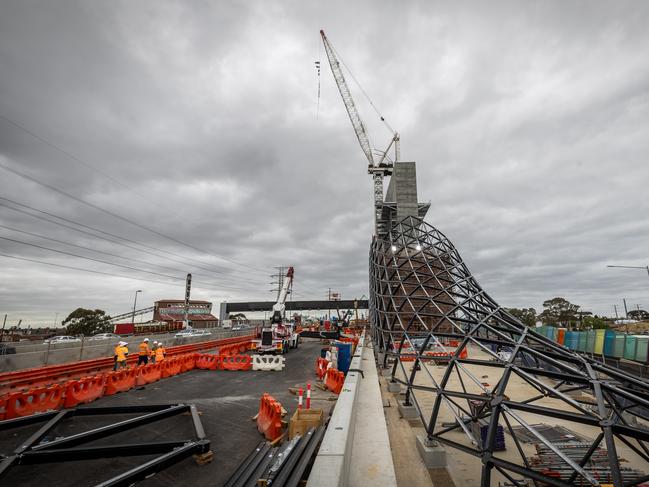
(370, 216, 649, 487)
(0, 403, 209, 486)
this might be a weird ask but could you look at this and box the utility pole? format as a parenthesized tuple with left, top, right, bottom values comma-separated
(328, 288, 331, 321)
(623, 298, 629, 318)
(184, 274, 192, 329)
(131, 290, 142, 325)
(0, 314, 6, 343)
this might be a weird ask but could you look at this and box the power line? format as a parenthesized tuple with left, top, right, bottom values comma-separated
(0, 196, 269, 283)
(0, 222, 268, 287)
(0, 252, 219, 292)
(0, 235, 261, 293)
(0, 113, 267, 276)
(0, 161, 268, 274)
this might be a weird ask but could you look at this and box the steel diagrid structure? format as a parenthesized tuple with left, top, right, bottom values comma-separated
(370, 215, 649, 487)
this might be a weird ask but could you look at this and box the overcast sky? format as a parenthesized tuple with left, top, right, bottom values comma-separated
(1, 0, 648, 327)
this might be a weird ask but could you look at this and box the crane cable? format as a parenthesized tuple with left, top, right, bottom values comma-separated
(327, 39, 396, 137)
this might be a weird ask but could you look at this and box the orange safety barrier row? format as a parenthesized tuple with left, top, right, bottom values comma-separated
(135, 363, 162, 386)
(195, 354, 220, 370)
(0, 352, 206, 421)
(64, 375, 105, 408)
(104, 368, 137, 396)
(256, 393, 283, 441)
(325, 368, 345, 394)
(315, 357, 329, 380)
(161, 356, 183, 378)
(220, 355, 252, 371)
(4, 384, 64, 419)
(0, 335, 255, 395)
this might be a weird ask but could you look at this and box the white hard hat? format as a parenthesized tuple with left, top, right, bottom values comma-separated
(143, 338, 149, 342)
(153, 340, 158, 344)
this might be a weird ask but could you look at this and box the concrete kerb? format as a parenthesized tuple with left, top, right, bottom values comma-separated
(309, 332, 397, 487)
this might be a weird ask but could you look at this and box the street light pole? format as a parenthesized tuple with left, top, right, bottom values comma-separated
(131, 290, 142, 325)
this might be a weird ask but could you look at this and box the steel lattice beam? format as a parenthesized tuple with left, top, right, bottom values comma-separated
(369, 215, 649, 487)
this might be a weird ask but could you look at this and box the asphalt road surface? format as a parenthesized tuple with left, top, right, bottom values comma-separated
(0, 339, 327, 487)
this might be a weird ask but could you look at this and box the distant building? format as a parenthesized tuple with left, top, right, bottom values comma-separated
(153, 300, 219, 329)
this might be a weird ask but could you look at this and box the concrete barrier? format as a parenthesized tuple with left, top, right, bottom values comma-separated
(308, 332, 397, 487)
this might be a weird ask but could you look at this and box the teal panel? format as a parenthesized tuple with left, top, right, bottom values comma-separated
(577, 332, 587, 352)
(586, 330, 596, 353)
(613, 335, 625, 358)
(635, 336, 649, 363)
(624, 335, 637, 360)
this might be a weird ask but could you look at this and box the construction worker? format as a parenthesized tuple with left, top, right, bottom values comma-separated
(138, 338, 150, 366)
(150, 340, 158, 364)
(155, 341, 166, 363)
(115, 341, 129, 369)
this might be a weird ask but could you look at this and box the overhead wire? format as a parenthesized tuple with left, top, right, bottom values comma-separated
(0, 161, 267, 276)
(0, 114, 267, 275)
(0, 252, 233, 295)
(0, 235, 261, 293)
(0, 197, 269, 284)
(0, 223, 266, 287)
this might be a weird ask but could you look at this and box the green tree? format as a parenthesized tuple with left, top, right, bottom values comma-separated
(506, 307, 537, 327)
(538, 297, 580, 328)
(583, 315, 608, 329)
(63, 308, 112, 336)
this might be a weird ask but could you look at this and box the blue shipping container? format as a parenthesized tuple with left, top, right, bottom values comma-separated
(603, 330, 617, 357)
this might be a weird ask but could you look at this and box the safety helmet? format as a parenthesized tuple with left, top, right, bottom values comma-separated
(143, 338, 149, 342)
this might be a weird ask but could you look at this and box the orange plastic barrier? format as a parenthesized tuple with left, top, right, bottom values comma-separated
(63, 375, 105, 407)
(221, 355, 252, 371)
(4, 384, 65, 419)
(180, 354, 197, 373)
(135, 363, 162, 386)
(325, 368, 344, 394)
(196, 354, 220, 370)
(256, 393, 283, 441)
(315, 357, 329, 380)
(161, 357, 183, 378)
(104, 368, 137, 395)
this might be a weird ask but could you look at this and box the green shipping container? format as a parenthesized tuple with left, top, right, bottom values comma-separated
(635, 336, 649, 363)
(624, 335, 637, 360)
(577, 332, 587, 352)
(613, 335, 625, 358)
(586, 330, 596, 354)
(594, 329, 605, 355)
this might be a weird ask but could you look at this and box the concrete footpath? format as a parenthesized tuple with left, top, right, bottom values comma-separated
(349, 339, 398, 486)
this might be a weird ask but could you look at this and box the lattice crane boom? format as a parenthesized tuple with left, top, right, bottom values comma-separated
(320, 30, 374, 167)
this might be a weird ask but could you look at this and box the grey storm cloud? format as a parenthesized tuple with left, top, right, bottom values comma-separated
(1, 0, 649, 326)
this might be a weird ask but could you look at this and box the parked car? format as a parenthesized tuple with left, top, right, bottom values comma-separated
(89, 333, 120, 341)
(175, 329, 212, 338)
(175, 330, 194, 338)
(44, 336, 81, 344)
(0, 343, 17, 355)
(232, 326, 243, 331)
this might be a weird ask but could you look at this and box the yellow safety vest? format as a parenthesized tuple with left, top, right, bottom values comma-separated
(138, 342, 150, 356)
(155, 346, 165, 362)
(115, 346, 128, 361)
